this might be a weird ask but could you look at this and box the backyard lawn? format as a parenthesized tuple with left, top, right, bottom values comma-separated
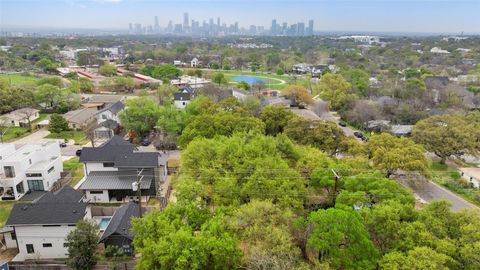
(0, 202, 15, 227)
(1, 127, 31, 143)
(64, 157, 85, 187)
(46, 131, 88, 145)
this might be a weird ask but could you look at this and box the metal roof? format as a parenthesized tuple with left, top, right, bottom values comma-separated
(79, 170, 152, 190)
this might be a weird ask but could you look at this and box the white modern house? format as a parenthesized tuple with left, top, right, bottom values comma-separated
(3, 187, 90, 261)
(79, 136, 167, 203)
(191, 57, 199, 68)
(0, 142, 63, 201)
(0, 108, 39, 128)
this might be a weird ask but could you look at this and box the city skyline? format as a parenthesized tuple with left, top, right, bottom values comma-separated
(1, 0, 479, 34)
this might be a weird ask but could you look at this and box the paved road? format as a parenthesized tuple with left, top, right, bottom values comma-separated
(10, 129, 81, 158)
(415, 181, 478, 211)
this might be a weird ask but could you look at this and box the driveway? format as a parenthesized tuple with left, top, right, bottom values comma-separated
(12, 129, 51, 144)
(416, 181, 478, 211)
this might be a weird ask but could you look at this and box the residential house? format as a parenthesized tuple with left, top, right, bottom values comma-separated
(459, 168, 480, 188)
(4, 186, 89, 261)
(170, 75, 211, 89)
(0, 108, 39, 128)
(292, 63, 312, 74)
(173, 92, 193, 109)
(389, 125, 414, 137)
(0, 141, 62, 201)
(79, 136, 167, 203)
(63, 108, 97, 130)
(99, 202, 140, 255)
(94, 101, 125, 139)
(191, 57, 199, 68)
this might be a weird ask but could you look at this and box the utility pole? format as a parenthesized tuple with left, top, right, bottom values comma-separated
(133, 169, 144, 218)
(331, 169, 340, 208)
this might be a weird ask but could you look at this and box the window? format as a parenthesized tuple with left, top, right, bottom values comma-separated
(182, 102, 186, 106)
(10, 232, 16, 240)
(103, 162, 114, 167)
(29, 159, 32, 165)
(90, 190, 103, 194)
(26, 244, 34, 254)
(47, 166, 54, 174)
(16, 182, 24, 194)
(4, 166, 15, 178)
(42, 243, 52, 248)
(26, 173, 42, 177)
(28, 180, 45, 191)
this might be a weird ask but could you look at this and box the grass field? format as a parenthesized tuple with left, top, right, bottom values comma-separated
(0, 73, 38, 87)
(64, 157, 85, 187)
(46, 131, 88, 145)
(1, 127, 31, 142)
(0, 202, 15, 227)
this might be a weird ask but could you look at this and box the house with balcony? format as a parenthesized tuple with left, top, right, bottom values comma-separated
(78, 136, 167, 203)
(3, 186, 90, 261)
(0, 142, 63, 201)
(94, 101, 125, 139)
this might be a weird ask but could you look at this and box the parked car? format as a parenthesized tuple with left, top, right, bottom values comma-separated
(59, 142, 67, 148)
(75, 149, 82, 156)
(141, 139, 151, 146)
(353, 131, 363, 138)
(339, 122, 347, 127)
(361, 135, 369, 141)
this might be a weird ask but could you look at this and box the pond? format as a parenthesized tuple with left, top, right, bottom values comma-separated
(231, 75, 265, 86)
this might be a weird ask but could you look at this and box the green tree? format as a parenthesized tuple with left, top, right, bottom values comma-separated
(156, 104, 187, 140)
(314, 73, 356, 111)
(119, 97, 160, 137)
(37, 77, 64, 88)
(36, 57, 57, 73)
(413, 115, 478, 163)
(35, 84, 79, 113)
(212, 72, 228, 85)
(260, 105, 296, 136)
(341, 68, 370, 96)
(157, 84, 178, 105)
(380, 247, 452, 270)
(365, 133, 430, 176)
(0, 80, 34, 114)
(305, 208, 379, 269)
(78, 77, 94, 92)
(151, 64, 182, 81)
(283, 85, 313, 106)
(65, 220, 100, 270)
(237, 81, 250, 91)
(98, 64, 117, 77)
(284, 117, 348, 156)
(48, 114, 69, 133)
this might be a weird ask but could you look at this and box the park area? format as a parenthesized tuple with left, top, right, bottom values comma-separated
(0, 73, 38, 87)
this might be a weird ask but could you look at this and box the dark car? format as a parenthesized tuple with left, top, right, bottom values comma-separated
(141, 139, 151, 146)
(75, 149, 82, 157)
(59, 142, 67, 148)
(353, 131, 363, 138)
(339, 122, 347, 127)
(361, 135, 369, 141)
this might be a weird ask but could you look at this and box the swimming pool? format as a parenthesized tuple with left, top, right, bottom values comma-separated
(98, 217, 111, 231)
(231, 75, 265, 86)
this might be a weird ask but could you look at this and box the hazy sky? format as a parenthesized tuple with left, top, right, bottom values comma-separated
(1, 0, 479, 33)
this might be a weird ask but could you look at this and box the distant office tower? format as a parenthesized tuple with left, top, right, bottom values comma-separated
(282, 22, 287, 34)
(167, 20, 173, 32)
(217, 17, 220, 26)
(307, 19, 314, 35)
(271, 19, 277, 35)
(234, 22, 239, 33)
(129, 23, 133, 33)
(297, 22, 305, 36)
(154, 16, 160, 33)
(174, 24, 183, 33)
(183, 13, 189, 28)
(134, 23, 142, 34)
(249, 25, 257, 35)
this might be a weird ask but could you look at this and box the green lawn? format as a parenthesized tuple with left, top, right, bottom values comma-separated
(0, 202, 15, 227)
(0, 73, 38, 87)
(430, 162, 480, 206)
(46, 131, 88, 145)
(64, 157, 85, 187)
(1, 127, 31, 142)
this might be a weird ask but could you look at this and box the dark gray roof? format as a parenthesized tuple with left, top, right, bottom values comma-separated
(35, 186, 84, 204)
(7, 187, 86, 226)
(114, 152, 161, 167)
(80, 136, 162, 167)
(98, 101, 125, 115)
(174, 92, 192, 101)
(97, 119, 119, 129)
(80, 136, 135, 163)
(100, 202, 140, 242)
(79, 170, 152, 190)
